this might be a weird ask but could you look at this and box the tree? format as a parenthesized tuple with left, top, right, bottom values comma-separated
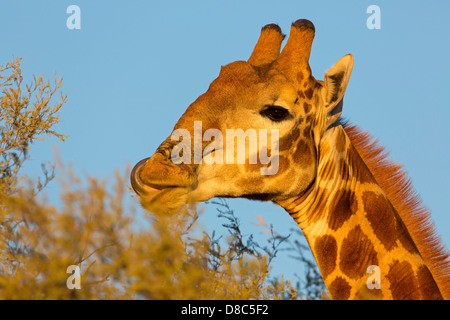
(0, 57, 67, 196)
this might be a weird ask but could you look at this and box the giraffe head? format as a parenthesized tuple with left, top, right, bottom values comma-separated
(131, 19, 353, 213)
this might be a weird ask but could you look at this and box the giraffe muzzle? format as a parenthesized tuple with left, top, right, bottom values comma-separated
(130, 157, 156, 196)
(131, 152, 198, 198)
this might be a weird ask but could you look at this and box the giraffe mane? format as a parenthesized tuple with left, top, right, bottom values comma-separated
(343, 123, 450, 299)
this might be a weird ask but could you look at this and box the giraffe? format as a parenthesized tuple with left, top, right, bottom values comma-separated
(130, 19, 450, 299)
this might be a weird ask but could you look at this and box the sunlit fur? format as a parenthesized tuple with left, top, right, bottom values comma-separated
(344, 124, 450, 299)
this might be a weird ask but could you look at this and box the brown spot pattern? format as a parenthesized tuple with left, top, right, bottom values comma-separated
(416, 265, 443, 299)
(329, 189, 357, 231)
(387, 260, 420, 300)
(314, 235, 337, 279)
(349, 145, 375, 184)
(298, 90, 305, 99)
(279, 127, 301, 151)
(304, 87, 314, 100)
(293, 139, 313, 165)
(362, 191, 417, 254)
(305, 115, 313, 123)
(303, 102, 312, 114)
(398, 226, 420, 255)
(328, 276, 351, 300)
(291, 127, 301, 141)
(363, 191, 400, 251)
(340, 225, 378, 279)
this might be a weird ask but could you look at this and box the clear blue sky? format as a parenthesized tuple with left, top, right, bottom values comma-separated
(1, 1, 449, 282)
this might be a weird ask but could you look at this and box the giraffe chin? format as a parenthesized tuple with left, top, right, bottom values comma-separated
(139, 186, 190, 215)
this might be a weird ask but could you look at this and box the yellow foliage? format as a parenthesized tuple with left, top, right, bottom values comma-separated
(0, 57, 67, 197)
(0, 167, 300, 299)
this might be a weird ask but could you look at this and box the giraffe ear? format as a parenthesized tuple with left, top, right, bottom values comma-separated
(322, 54, 353, 124)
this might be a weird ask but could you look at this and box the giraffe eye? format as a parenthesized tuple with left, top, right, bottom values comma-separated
(260, 105, 290, 122)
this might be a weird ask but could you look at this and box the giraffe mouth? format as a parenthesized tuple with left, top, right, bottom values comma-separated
(131, 155, 197, 214)
(130, 153, 198, 197)
(130, 158, 162, 197)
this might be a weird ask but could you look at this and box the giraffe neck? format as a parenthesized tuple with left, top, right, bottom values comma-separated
(276, 125, 444, 299)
